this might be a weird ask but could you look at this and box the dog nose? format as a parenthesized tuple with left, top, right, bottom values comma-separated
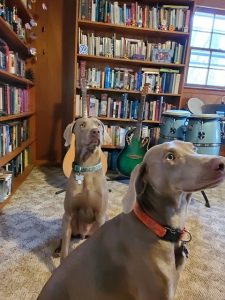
(90, 128, 100, 137)
(211, 158, 225, 172)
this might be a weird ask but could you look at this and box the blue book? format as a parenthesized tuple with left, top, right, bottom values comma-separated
(133, 100, 139, 119)
(121, 93, 128, 118)
(137, 70, 142, 91)
(104, 67, 111, 88)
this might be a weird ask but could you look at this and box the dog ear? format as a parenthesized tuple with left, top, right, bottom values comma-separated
(99, 121, 112, 145)
(63, 121, 76, 147)
(135, 162, 147, 199)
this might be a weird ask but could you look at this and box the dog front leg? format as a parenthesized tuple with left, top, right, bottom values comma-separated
(60, 213, 72, 263)
(88, 214, 106, 236)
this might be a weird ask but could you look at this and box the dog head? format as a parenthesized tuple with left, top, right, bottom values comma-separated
(63, 117, 111, 150)
(135, 140, 225, 199)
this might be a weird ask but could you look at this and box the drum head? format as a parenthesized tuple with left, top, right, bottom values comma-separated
(190, 114, 220, 119)
(187, 98, 204, 114)
(162, 110, 191, 117)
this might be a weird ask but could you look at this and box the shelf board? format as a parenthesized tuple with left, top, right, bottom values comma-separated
(0, 164, 33, 211)
(8, 0, 33, 23)
(77, 54, 185, 69)
(75, 115, 160, 124)
(98, 117, 160, 124)
(117, 0, 193, 5)
(76, 86, 181, 97)
(0, 138, 35, 167)
(0, 17, 31, 58)
(78, 20, 190, 39)
(0, 111, 35, 122)
(102, 145, 123, 149)
(0, 69, 34, 86)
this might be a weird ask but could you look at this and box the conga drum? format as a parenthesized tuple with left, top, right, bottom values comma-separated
(158, 110, 191, 144)
(185, 114, 221, 155)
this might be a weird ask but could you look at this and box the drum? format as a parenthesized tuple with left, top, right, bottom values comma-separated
(158, 110, 191, 144)
(185, 114, 221, 155)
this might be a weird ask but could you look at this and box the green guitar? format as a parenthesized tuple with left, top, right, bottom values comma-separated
(117, 85, 150, 177)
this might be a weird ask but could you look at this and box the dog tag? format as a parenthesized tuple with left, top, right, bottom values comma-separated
(75, 174, 84, 184)
(181, 243, 189, 258)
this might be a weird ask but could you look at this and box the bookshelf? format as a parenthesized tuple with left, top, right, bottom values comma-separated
(0, 0, 36, 210)
(74, 0, 194, 169)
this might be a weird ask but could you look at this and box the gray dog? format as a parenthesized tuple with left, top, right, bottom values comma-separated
(60, 117, 110, 262)
(38, 140, 225, 300)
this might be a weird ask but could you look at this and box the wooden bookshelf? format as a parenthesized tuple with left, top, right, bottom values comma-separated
(78, 20, 190, 39)
(0, 111, 35, 122)
(75, 115, 160, 124)
(0, 138, 35, 167)
(0, 1, 36, 210)
(8, 0, 33, 23)
(77, 86, 181, 97)
(0, 69, 34, 86)
(77, 54, 186, 69)
(74, 0, 195, 169)
(0, 17, 31, 58)
(0, 164, 34, 211)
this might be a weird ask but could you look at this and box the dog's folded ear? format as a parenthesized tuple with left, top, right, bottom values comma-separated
(63, 121, 76, 147)
(135, 162, 147, 199)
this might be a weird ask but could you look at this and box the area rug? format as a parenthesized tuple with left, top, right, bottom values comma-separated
(0, 167, 225, 300)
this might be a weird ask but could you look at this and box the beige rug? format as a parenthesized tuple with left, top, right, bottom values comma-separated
(0, 167, 225, 300)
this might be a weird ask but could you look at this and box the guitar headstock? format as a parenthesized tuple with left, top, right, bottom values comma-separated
(80, 60, 87, 91)
(141, 83, 150, 96)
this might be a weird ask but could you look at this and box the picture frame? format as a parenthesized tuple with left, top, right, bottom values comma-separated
(151, 48, 173, 63)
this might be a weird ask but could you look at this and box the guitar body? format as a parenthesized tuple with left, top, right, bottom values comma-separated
(117, 131, 149, 177)
(63, 134, 108, 178)
(116, 84, 151, 177)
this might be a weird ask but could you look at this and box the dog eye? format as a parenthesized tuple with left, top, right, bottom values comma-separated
(80, 122, 86, 128)
(166, 153, 175, 161)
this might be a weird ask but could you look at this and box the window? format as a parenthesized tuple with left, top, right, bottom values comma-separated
(186, 8, 225, 88)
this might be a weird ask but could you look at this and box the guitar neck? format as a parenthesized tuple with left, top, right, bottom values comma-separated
(81, 83, 88, 118)
(80, 61, 88, 118)
(133, 94, 146, 139)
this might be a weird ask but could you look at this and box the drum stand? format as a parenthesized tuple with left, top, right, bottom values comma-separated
(201, 191, 210, 208)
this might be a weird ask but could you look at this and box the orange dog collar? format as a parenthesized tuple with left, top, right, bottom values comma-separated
(133, 202, 190, 243)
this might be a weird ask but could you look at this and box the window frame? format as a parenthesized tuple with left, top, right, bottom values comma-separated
(185, 6, 225, 90)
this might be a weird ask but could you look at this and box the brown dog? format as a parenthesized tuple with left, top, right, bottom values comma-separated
(38, 140, 225, 300)
(60, 117, 110, 262)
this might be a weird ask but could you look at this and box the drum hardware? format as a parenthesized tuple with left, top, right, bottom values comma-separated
(221, 121, 225, 139)
(170, 118, 176, 134)
(198, 121, 205, 140)
(198, 132, 205, 139)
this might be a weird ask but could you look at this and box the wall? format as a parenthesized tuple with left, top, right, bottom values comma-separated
(32, 0, 75, 165)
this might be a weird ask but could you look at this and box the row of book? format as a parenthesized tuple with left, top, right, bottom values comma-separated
(104, 127, 160, 171)
(3, 147, 30, 177)
(79, 30, 186, 64)
(0, 84, 29, 116)
(0, 1, 26, 41)
(104, 124, 158, 147)
(79, 65, 181, 94)
(0, 39, 26, 77)
(0, 120, 29, 156)
(75, 93, 175, 121)
(80, 1, 190, 32)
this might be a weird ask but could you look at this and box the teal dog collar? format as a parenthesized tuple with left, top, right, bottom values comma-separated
(73, 162, 102, 173)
